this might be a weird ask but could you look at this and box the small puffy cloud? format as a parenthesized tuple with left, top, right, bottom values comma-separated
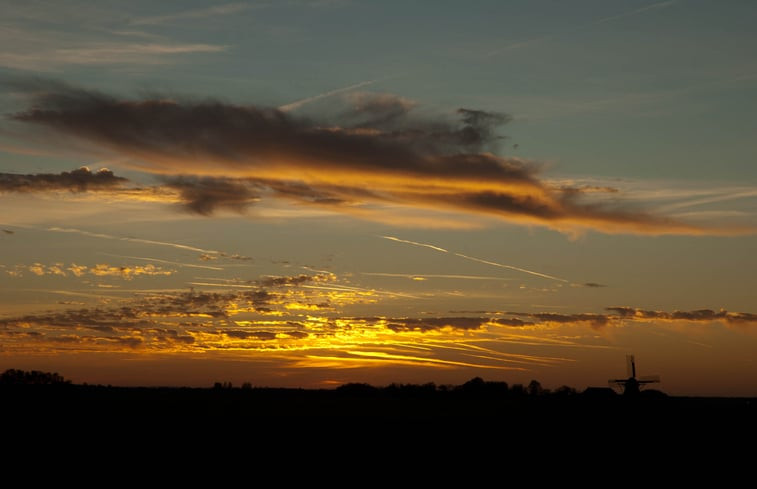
(0, 167, 127, 193)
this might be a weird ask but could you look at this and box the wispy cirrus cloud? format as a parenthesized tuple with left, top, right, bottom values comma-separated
(0, 224, 254, 265)
(362, 272, 514, 282)
(0, 40, 226, 71)
(593, 0, 677, 25)
(9, 80, 746, 236)
(0, 5, 227, 72)
(130, 2, 253, 26)
(484, 0, 679, 58)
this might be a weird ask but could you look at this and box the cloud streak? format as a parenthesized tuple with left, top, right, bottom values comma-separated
(7, 80, 748, 235)
(505, 307, 757, 329)
(279, 80, 378, 112)
(130, 3, 252, 26)
(0, 42, 226, 71)
(593, 0, 677, 25)
(45, 226, 221, 255)
(381, 235, 568, 282)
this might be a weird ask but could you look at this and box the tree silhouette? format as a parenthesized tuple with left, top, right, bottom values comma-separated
(527, 380, 544, 396)
(0, 369, 70, 385)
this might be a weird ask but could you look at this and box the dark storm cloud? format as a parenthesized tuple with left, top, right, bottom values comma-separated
(455, 108, 511, 150)
(161, 175, 261, 215)
(0, 167, 127, 193)
(4, 78, 713, 234)
(10, 80, 526, 180)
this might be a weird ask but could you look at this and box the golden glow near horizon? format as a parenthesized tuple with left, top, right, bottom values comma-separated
(2, 254, 756, 393)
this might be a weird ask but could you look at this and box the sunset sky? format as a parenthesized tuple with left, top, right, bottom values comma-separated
(1, 0, 756, 396)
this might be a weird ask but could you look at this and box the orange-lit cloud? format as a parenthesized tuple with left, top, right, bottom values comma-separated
(88, 263, 174, 280)
(5, 262, 175, 279)
(504, 307, 757, 329)
(2, 283, 754, 378)
(9, 80, 747, 235)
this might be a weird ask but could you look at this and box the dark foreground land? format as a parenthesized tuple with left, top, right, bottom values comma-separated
(3, 380, 755, 430)
(4, 373, 753, 465)
(4, 386, 753, 471)
(3, 370, 755, 445)
(4, 384, 757, 463)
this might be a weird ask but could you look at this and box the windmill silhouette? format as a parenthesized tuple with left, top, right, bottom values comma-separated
(609, 355, 660, 396)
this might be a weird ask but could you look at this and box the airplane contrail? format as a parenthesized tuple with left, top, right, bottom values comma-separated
(380, 235, 449, 253)
(46, 227, 221, 254)
(451, 252, 567, 282)
(278, 80, 377, 112)
(485, 0, 678, 58)
(362, 272, 515, 281)
(380, 235, 568, 282)
(593, 0, 677, 25)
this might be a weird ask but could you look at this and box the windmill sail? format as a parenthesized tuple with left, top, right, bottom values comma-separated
(610, 355, 659, 395)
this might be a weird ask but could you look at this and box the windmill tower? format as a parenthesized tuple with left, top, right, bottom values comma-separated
(609, 355, 660, 395)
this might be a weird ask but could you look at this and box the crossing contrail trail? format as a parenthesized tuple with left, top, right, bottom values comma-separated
(593, 0, 677, 25)
(485, 0, 678, 58)
(46, 226, 221, 254)
(278, 80, 377, 112)
(380, 235, 568, 282)
(380, 235, 449, 253)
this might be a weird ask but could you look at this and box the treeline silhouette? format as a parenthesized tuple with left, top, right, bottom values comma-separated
(3, 369, 756, 439)
(333, 378, 586, 399)
(0, 368, 70, 385)
(0, 368, 656, 398)
(0, 367, 689, 402)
